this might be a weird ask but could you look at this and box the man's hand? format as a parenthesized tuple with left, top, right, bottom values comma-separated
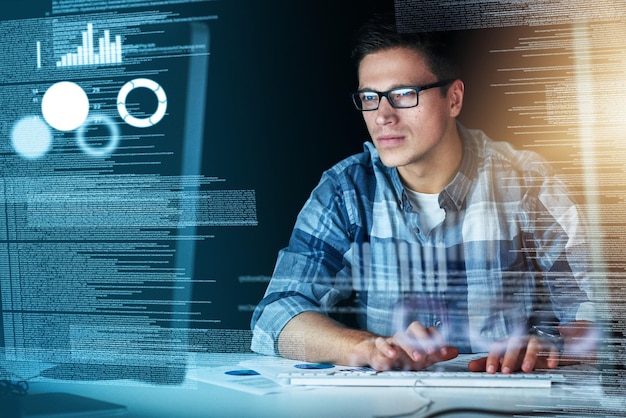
(467, 321, 598, 374)
(467, 334, 559, 374)
(358, 321, 459, 371)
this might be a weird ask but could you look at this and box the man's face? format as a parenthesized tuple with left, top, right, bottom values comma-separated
(357, 47, 463, 174)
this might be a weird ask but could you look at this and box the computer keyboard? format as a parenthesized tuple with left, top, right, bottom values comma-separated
(278, 369, 561, 388)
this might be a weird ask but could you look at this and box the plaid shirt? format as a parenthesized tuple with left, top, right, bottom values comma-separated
(251, 124, 597, 356)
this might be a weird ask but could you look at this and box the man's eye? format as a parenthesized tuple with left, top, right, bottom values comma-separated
(392, 89, 416, 98)
(361, 93, 378, 101)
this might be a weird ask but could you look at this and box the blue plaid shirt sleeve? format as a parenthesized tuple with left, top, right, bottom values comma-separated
(249, 159, 362, 355)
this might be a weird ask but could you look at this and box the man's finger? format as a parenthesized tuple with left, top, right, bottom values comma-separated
(392, 322, 434, 361)
(467, 356, 487, 372)
(545, 345, 560, 369)
(500, 336, 525, 374)
(485, 339, 507, 373)
(374, 336, 397, 358)
(521, 336, 542, 372)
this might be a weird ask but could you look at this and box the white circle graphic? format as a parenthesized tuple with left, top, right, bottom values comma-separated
(76, 114, 120, 157)
(41, 81, 90, 131)
(11, 116, 53, 159)
(117, 78, 167, 128)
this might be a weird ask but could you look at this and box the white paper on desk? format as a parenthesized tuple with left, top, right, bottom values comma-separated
(188, 365, 311, 395)
(237, 356, 354, 382)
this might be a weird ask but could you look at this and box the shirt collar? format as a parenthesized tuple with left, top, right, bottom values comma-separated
(363, 142, 408, 210)
(439, 122, 479, 212)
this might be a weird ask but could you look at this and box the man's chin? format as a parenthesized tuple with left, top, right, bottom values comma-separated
(377, 155, 404, 169)
(374, 146, 410, 168)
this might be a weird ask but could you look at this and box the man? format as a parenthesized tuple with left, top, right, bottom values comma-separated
(251, 18, 598, 373)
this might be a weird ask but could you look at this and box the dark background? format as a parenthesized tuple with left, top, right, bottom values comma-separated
(198, 0, 396, 331)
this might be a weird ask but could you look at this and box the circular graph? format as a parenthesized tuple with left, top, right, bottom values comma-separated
(11, 116, 52, 159)
(41, 81, 89, 131)
(117, 78, 167, 128)
(76, 114, 120, 157)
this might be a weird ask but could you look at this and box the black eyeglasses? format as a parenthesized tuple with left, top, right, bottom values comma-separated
(351, 79, 454, 111)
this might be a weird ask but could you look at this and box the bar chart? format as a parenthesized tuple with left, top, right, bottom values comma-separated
(56, 23, 122, 67)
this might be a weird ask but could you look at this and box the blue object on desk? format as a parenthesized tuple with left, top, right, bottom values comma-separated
(224, 369, 260, 376)
(294, 363, 334, 370)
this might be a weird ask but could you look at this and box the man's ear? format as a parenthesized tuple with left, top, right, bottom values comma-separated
(448, 79, 464, 118)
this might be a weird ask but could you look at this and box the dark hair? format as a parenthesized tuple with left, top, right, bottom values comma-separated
(351, 15, 461, 85)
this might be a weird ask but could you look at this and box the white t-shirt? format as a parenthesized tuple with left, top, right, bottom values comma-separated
(404, 187, 445, 235)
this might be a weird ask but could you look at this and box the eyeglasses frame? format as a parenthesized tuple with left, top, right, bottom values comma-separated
(351, 79, 455, 111)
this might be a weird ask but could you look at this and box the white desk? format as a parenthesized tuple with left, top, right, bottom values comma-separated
(9, 353, 626, 417)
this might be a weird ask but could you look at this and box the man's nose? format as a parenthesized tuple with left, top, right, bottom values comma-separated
(375, 97, 397, 124)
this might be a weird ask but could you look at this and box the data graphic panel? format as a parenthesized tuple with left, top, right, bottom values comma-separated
(55, 22, 123, 67)
(0, 0, 225, 384)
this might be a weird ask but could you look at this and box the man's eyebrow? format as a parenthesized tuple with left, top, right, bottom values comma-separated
(356, 83, 421, 91)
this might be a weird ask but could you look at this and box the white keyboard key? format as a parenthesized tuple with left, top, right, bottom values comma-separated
(278, 370, 559, 388)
